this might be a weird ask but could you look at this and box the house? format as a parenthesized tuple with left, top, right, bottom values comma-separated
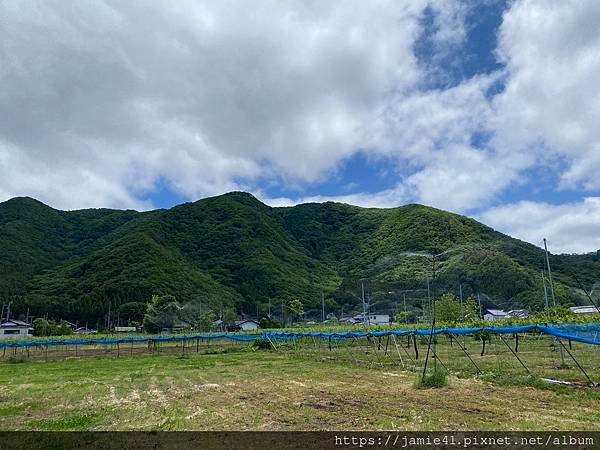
(0, 319, 33, 339)
(235, 319, 260, 331)
(507, 309, 530, 318)
(75, 326, 95, 335)
(569, 306, 600, 315)
(352, 314, 390, 326)
(114, 326, 137, 333)
(483, 309, 508, 321)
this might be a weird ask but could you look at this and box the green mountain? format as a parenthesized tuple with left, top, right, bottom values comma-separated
(1, 192, 598, 325)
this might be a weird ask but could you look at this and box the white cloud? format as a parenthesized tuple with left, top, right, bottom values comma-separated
(259, 184, 409, 209)
(2, 0, 600, 253)
(0, 0, 432, 209)
(479, 198, 600, 254)
(493, 0, 600, 190)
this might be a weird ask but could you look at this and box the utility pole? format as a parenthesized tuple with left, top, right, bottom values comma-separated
(543, 238, 557, 307)
(477, 293, 482, 319)
(321, 292, 325, 323)
(459, 283, 464, 322)
(543, 238, 564, 365)
(403, 293, 408, 325)
(6, 302, 11, 321)
(362, 282, 367, 327)
(541, 270, 549, 309)
(426, 277, 431, 319)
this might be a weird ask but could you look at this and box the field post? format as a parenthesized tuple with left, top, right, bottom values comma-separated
(413, 335, 419, 360)
(555, 338, 593, 385)
(391, 335, 405, 369)
(117, 343, 120, 358)
(196, 338, 199, 352)
(498, 334, 531, 375)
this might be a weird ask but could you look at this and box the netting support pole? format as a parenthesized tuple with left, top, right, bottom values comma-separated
(498, 334, 531, 375)
(449, 333, 481, 374)
(413, 334, 419, 360)
(555, 338, 593, 385)
(390, 335, 405, 369)
(266, 335, 278, 351)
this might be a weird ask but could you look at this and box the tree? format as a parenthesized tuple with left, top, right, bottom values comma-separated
(196, 311, 215, 332)
(58, 321, 73, 335)
(287, 299, 304, 323)
(434, 294, 462, 323)
(32, 318, 50, 336)
(222, 308, 238, 327)
(119, 302, 147, 324)
(463, 296, 479, 323)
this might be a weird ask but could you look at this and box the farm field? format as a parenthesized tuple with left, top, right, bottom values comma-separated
(1, 348, 599, 431)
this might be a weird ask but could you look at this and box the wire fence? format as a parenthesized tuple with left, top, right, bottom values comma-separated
(1, 324, 598, 386)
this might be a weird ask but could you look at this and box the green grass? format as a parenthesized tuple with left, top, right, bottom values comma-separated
(1, 348, 599, 431)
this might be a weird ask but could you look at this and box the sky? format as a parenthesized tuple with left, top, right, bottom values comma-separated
(1, 0, 600, 254)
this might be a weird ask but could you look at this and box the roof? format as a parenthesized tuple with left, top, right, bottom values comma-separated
(485, 309, 508, 316)
(1, 319, 31, 328)
(569, 306, 600, 314)
(235, 319, 259, 325)
(508, 309, 530, 317)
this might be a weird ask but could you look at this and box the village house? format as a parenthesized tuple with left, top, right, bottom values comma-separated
(483, 309, 508, 322)
(0, 319, 33, 339)
(235, 319, 260, 331)
(352, 314, 390, 326)
(569, 306, 600, 315)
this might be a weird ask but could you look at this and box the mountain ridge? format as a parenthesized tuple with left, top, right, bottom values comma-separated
(1, 192, 598, 324)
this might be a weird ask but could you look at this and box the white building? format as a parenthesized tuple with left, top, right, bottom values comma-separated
(0, 319, 33, 339)
(507, 309, 530, 318)
(483, 309, 508, 322)
(352, 314, 390, 326)
(235, 319, 260, 331)
(569, 306, 600, 315)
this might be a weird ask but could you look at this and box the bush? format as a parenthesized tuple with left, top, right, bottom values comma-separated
(252, 337, 273, 350)
(415, 367, 448, 389)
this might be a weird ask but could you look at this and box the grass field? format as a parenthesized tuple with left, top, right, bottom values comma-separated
(1, 348, 599, 431)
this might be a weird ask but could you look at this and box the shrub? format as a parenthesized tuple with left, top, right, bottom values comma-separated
(252, 337, 273, 350)
(415, 367, 448, 389)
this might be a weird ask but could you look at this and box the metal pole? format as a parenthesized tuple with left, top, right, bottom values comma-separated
(459, 284, 464, 322)
(544, 238, 565, 365)
(362, 282, 367, 327)
(321, 292, 325, 323)
(541, 270, 549, 309)
(543, 238, 556, 306)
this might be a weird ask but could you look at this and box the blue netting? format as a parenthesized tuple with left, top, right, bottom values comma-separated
(1, 323, 599, 350)
(0, 332, 260, 349)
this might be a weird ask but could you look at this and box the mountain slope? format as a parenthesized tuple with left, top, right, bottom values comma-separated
(1, 193, 598, 323)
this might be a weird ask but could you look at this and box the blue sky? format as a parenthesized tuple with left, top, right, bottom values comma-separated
(2, 1, 600, 253)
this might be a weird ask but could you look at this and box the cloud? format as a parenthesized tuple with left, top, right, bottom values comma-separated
(493, 0, 600, 190)
(0, 0, 432, 209)
(2, 0, 600, 255)
(259, 184, 409, 209)
(479, 198, 600, 254)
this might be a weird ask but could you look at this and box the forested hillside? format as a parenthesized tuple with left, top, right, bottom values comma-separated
(1, 192, 598, 325)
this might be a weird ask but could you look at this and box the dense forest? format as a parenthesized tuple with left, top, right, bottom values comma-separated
(1, 192, 598, 327)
